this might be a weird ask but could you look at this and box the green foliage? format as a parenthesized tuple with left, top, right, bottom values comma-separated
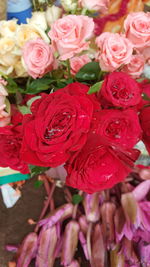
(142, 93, 150, 101)
(29, 165, 49, 178)
(26, 77, 54, 94)
(87, 80, 103, 94)
(72, 194, 83, 205)
(6, 77, 22, 94)
(18, 105, 31, 115)
(75, 62, 101, 81)
(34, 180, 44, 188)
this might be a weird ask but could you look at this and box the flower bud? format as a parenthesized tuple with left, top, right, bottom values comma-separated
(121, 192, 138, 224)
(61, 220, 80, 266)
(39, 203, 74, 228)
(28, 11, 47, 31)
(132, 180, 150, 202)
(79, 231, 89, 260)
(100, 202, 116, 249)
(36, 225, 57, 267)
(17, 232, 38, 267)
(78, 215, 88, 235)
(45, 6, 62, 27)
(91, 223, 105, 267)
(83, 193, 100, 223)
(61, 0, 77, 12)
(68, 260, 80, 267)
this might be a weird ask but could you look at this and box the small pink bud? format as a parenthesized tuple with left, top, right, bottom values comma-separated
(61, 220, 80, 266)
(91, 223, 105, 267)
(79, 231, 89, 260)
(39, 203, 74, 227)
(78, 215, 88, 235)
(83, 193, 100, 223)
(17, 232, 38, 267)
(132, 180, 150, 202)
(121, 193, 138, 224)
(36, 225, 57, 267)
(100, 202, 116, 249)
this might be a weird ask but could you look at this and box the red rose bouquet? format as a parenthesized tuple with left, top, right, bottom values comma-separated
(1, 0, 150, 266)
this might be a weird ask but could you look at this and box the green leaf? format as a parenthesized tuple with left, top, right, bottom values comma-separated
(29, 165, 49, 178)
(75, 62, 101, 81)
(18, 105, 31, 115)
(26, 77, 54, 94)
(72, 194, 83, 205)
(87, 80, 103, 94)
(6, 77, 19, 93)
(34, 180, 44, 188)
(142, 93, 150, 101)
(27, 96, 41, 107)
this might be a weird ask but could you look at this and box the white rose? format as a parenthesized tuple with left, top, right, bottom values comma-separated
(14, 60, 28, 78)
(45, 5, 62, 26)
(0, 20, 18, 38)
(61, 0, 77, 12)
(16, 24, 49, 47)
(27, 11, 47, 31)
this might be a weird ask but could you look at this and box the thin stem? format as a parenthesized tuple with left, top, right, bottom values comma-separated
(87, 222, 93, 262)
(34, 181, 56, 232)
(72, 190, 83, 219)
(66, 59, 71, 79)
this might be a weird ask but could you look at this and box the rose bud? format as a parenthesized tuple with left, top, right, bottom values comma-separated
(68, 260, 80, 267)
(132, 180, 150, 202)
(91, 223, 105, 267)
(28, 11, 47, 31)
(79, 231, 89, 260)
(110, 247, 125, 267)
(17, 232, 38, 267)
(61, 0, 77, 12)
(83, 193, 100, 223)
(36, 225, 57, 267)
(45, 5, 62, 27)
(100, 202, 116, 249)
(38, 203, 73, 228)
(121, 192, 138, 224)
(61, 220, 80, 266)
(78, 215, 88, 235)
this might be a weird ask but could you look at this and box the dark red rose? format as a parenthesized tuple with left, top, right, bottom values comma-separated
(65, 135, 140, 194)
(21, 82, 100, 167)
(99, 72, 141, 108)
(96, 109, 142, 149)
(0, 125, 29, 174)
(139, 106, 150, 154)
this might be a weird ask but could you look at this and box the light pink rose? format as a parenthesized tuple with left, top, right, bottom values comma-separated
(79, 0, 109, 13)
(124, 12, 150, 49)
(140, 47, 150, 64)
(70, 55, 91, 75)
(0, 80, 10, 127)
(22, 38, 55, 79)
(48, 15, 94, 60)
(122, 54, 145, 78)
(96, 32, 133, 72)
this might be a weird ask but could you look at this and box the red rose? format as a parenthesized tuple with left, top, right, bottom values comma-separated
(0, 125, 29, 174)
(21, 82, 100, 167)
(139, 106, 150, 154)
(65, 135, 140, 193)
(96, 109, 142, 149)
(99, 72, 141, 108)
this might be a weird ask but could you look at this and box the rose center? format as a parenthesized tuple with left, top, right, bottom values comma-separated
(110, 80, 133, 101)
(105, 119, 126, 139)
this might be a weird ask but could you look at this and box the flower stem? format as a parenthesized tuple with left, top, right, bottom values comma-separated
(67, 59, 71, 79)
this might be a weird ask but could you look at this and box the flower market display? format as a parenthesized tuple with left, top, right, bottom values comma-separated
(0, 0, 150, 266)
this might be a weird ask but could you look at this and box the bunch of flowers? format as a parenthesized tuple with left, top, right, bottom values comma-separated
(0, 0, 150, 265)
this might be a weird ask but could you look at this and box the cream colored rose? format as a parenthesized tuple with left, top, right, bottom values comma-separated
(16, 24, 49, 48)
(0, 37, 19, 67)
(0, 20, 18, 38)
(14, 60, 28, 78)
(45, 6, 62, 26)
(0, 65, 13, 76)
(28, 11, 47, 31)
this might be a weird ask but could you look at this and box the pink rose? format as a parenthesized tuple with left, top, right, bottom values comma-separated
(96, 32, 133, 72)
(79, 0, 109, 13)
(23, 38, 55, 79)
(48, 15, 94, 60)
(70, 55, 90, 75)
(124, 12, 150, 49)
(0, 81, 10, 127)
(122, 54, 145, 78)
